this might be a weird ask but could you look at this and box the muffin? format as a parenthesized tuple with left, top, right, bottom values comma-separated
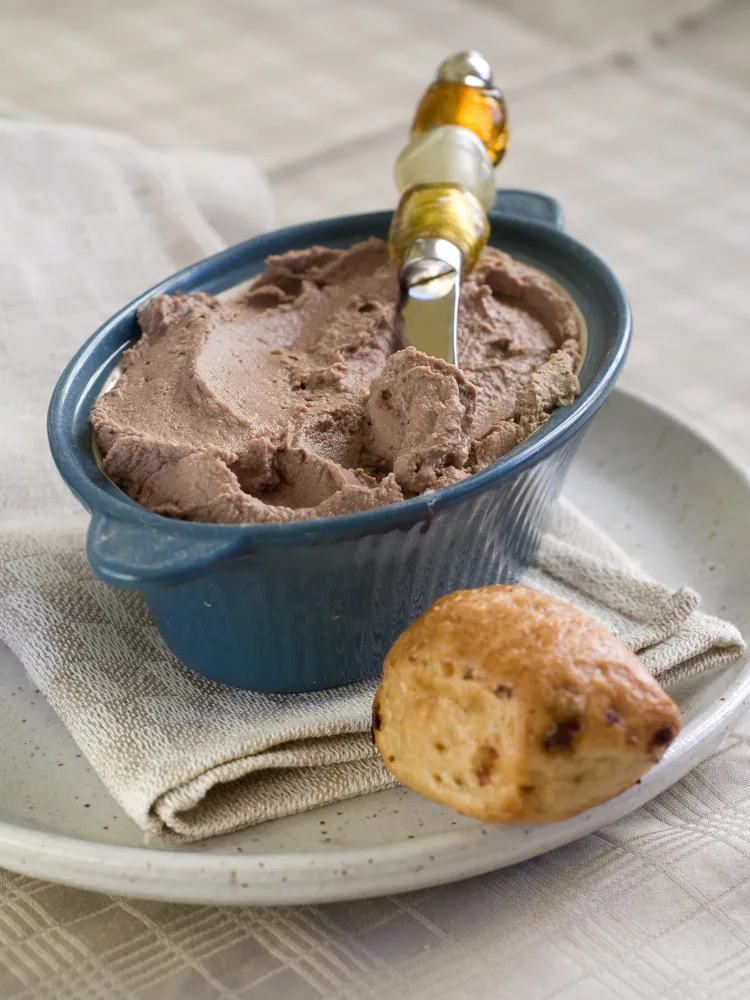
(373, 585, 681, 823)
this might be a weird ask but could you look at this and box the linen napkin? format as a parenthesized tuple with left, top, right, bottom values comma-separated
(0, 119, 744, 841)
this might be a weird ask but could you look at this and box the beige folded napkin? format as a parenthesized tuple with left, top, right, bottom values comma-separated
(0, 118, 744, 842)
(0, 499, 743, 841)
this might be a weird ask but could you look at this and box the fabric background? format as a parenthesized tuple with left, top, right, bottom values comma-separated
(1, 1, 750, 998)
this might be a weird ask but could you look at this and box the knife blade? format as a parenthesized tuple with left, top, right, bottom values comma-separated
(399, 237, 462, 366)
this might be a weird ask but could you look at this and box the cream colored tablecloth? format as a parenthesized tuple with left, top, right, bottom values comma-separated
(1, 2, 750, 998)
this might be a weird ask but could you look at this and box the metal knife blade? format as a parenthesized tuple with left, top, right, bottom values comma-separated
(398, 237, 462, 366)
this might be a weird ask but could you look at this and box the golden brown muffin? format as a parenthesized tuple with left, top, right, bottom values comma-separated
(373, 586, 681, 824)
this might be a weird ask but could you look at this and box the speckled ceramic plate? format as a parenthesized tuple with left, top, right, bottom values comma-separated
(1, 388, 748, 905)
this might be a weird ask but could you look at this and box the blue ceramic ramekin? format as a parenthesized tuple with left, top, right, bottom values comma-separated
(48, 190, 630, 692)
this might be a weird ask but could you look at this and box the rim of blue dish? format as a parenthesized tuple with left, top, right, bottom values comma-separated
(48, 207, 631, 547)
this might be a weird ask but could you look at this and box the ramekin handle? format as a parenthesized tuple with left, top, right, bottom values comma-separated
(491, 189, 565, 229)
(87, 514, 240, 588)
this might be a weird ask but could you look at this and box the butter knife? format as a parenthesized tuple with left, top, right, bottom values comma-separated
(388, 50, 508, 366)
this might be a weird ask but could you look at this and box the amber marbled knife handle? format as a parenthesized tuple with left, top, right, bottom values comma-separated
(388, 51, 508, 365)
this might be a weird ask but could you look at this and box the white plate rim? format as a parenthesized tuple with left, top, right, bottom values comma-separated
(1, 386, 748, 905)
